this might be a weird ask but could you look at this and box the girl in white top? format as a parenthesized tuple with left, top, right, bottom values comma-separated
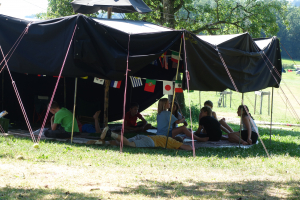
(228, 105, 258, 145)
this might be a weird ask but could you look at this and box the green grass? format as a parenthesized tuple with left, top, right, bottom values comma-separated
(0, 124, 300, 199)
(282, 58, 300, 66)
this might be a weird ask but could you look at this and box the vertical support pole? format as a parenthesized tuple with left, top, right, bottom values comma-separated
(107, 7, 112, 19)
(254, 93, 257, 114)
(230, 91, 232, 108)
(71, 78, 78, 144)
(239, 93, 244, 148)
(104, 80, 110, 127)
(199, 91, 201, 110)
(270, 87, 274, 145)
(268, 92, 270, 116)
(260, 94, 263, 114)
(64, 77, 67, 107)
(1, 72, 4, 110)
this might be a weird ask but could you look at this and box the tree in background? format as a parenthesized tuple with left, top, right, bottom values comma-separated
(277, 3, 300, 60)
(36, 0, 98, 19)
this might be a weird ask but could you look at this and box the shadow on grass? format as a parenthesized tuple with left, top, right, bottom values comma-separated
(0, 186, 101, 200)
(3, 125, 300, 158)
(111, 179, 300, 200)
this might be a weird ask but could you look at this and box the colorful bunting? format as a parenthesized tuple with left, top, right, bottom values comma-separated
(163, 81, 173, 95)
(175, 80, 183, 93)
(130, 76, 143, 87)
(93, 77, 104, 85)
(171, 51, 180, 63)
(144, 79, 156, 93)
(110, 80, 122, 88)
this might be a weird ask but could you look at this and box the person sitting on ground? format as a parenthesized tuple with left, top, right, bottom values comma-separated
(169, 101, 188, 129)
(124, 102, 151, 133)
(156, 98, 207, 142)
(195, 106, 222, 141)
(81, 110, 103, 134)
(199, 100, 234, 134)
(44, 101, 79, 139)
(228, 105, 258, 145)
(86, 128, 193, 150)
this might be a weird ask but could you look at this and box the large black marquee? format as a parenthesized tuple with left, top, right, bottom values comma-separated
(0, 14, 282, 123)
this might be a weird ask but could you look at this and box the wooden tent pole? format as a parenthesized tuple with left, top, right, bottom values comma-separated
(103, 7, 112, 127)
(71, 78, 78, 143)
(239, 93, 244, 148)
(104, 80, 110, 127)
(270, 87, 274, 145)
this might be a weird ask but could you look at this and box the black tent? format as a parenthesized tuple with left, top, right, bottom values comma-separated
(0, 14, 282, 123)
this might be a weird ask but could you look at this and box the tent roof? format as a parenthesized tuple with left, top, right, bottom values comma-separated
(92, 18, 174, 34)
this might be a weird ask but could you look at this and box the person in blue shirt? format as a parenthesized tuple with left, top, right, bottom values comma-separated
(156, 98, 207, 142)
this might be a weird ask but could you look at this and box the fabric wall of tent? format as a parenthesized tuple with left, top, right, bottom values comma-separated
(0, 14, 282, 124)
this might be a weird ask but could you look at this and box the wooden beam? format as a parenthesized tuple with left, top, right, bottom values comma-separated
(104, 80, 110, 127)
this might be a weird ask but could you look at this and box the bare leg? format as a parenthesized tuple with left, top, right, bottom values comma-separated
(172, 126, 209, 142)
(219, 119, 234, 133)
(93, 111, 101, 133)
(179, 144, 193, 151)
(101, 129, 136, 147)
(228, 132, 248, 145)
(143, 124, 152, 131)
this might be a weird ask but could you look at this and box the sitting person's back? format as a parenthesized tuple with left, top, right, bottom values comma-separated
(196, 106, 222, 141)
(44, 101, 79, 138)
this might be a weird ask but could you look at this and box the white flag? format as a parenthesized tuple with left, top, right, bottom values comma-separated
(93, 77, 104, 85)
(130, 76, 143, 87)
(163, 81, 173, 95)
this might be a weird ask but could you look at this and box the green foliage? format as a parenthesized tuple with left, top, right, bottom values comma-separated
(35, 0, 98, 19)
(277, 5, 300, 60)
(125, 0, 288, 37)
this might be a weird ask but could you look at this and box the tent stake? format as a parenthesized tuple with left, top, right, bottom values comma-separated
(270, 87, 274, 145)
(239, 93, 244, 148)
(71, 77, 78, 144)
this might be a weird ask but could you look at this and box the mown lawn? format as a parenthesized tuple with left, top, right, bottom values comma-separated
(0, 123, 300, 199)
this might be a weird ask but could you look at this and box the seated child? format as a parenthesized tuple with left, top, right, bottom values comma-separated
(228, 105, 258, 145)
(156, 98, 208, 142)
(44, 101, 80, 139)
(124, 102, 151, 133)
(200, 100, 234, 134)
(195, 106, 222, 141)
(169, 101, 188, 129)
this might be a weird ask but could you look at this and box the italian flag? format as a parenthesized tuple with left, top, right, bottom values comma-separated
(171, 51, 180, 63)
(175, 80, 183, 93)
(144, 79, 156, 93)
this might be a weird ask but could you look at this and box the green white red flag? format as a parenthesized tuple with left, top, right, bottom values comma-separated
(175, 80, 183, 93)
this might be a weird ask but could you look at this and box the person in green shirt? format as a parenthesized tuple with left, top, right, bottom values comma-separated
(44, 101, 79, 139)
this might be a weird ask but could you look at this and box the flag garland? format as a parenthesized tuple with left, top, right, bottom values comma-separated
(171, 51, 180, 63)
(110, 80, 122, 88)
(144, 79, 156, 93)
(130, 76, 143, 87)
(163, 81, 173, 95)
(94, 77, 104, 85)
(175, 80, 183, 93)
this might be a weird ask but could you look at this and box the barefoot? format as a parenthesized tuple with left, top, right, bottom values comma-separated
(100, 127, 109, 140)
(242, 141, 248, 145)
(93, 110, 101, 120)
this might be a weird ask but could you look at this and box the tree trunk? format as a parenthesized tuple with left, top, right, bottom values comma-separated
(163, 0, 185, 112)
